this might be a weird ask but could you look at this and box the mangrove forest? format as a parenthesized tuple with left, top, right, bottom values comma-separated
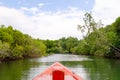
(1, 13, 120, 61)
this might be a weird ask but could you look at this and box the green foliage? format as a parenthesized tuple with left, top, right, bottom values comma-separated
(112, 17, 120, 48)
(0, 25, 47, 60)
(77, 12, 119, 58)
(1, 14, 120, 60)
(13, 30, 25, 46)
(12, 44, 24, 58)
(0, 28, 13, 44)
(44, 37, 79, 54)
(32, 39, 46, 56)
(78, 12, 102, 37)
(113, 17, 120, 36)
(0, 41, 10, 59)
(75, 40, 89, 54)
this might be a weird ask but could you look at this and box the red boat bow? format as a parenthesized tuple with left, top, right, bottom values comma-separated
(33, 62, 83, 80)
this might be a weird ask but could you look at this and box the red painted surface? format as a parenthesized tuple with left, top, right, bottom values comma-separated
(33, 62, 83, 80)
(53, 70, 64, 80)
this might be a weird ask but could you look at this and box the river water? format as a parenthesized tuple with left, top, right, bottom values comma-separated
(0, 54, 120, 80)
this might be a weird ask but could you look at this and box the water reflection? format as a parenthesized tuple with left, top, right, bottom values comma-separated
(80, 57, 120, 80)
(0, 54, 120, 80)
(38, 54, 92, 62)
(25, 54, 90, 80)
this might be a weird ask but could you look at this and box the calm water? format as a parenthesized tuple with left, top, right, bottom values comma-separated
(0, 54, 120, 80)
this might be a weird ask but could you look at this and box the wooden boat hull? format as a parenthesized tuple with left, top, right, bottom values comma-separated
(33, 62, 83, 80)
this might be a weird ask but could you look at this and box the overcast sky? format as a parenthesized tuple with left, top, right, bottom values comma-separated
(0, 0, 120, 40)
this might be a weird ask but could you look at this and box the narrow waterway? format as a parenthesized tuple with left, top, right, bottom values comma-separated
(0, 54, 120, 80)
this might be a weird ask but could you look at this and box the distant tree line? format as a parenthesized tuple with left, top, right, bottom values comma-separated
(1, 13, 120, 61)
(43, 37, 80, 54)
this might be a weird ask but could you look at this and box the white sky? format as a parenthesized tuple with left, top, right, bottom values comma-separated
(0, 0, 120, 40)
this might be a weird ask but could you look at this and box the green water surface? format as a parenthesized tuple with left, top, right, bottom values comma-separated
(0, 54, 120, 80)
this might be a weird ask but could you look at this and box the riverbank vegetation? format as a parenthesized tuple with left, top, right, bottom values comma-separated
(77, 12, 118, 58)
(0, 25, 46, 61)
(1, 12, 120, 61)
(43, 13, 120, 59)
